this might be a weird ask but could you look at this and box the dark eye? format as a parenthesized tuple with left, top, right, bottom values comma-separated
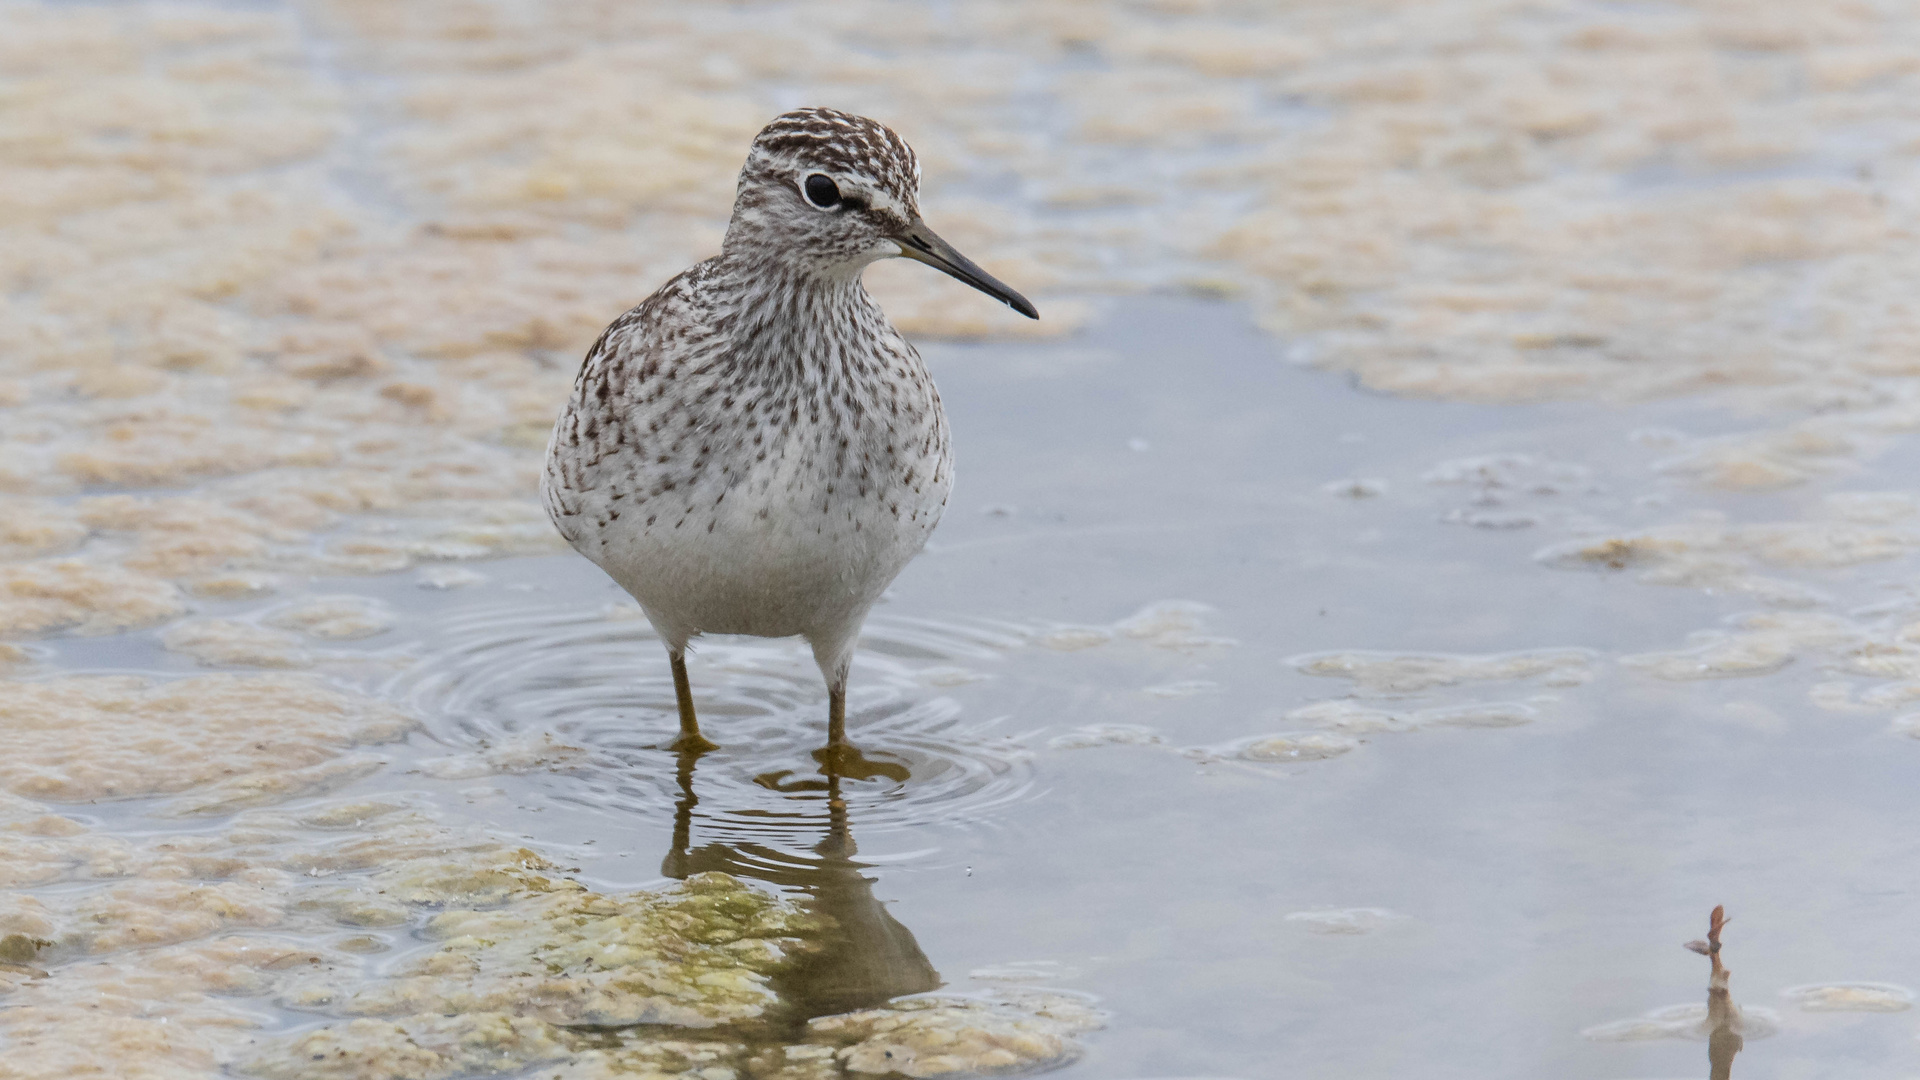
(802, 174, 841, 209)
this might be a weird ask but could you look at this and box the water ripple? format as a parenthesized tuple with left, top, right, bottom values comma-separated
(388, 603, 1038, 849)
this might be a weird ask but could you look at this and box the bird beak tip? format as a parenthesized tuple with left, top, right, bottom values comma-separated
(895, 226, 1040, 323)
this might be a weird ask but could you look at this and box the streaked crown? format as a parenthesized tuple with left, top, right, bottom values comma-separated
(747, 107, 921, 211)
(724, 107, 923, 272)
(718, 108, 1038, 320)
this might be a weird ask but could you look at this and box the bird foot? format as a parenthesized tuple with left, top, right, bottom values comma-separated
(666, 732, 720, 755)
(812, 743, 910, 783)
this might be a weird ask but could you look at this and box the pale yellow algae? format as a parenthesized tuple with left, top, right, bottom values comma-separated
(1046, 724, 1165, 750)
(0, 560, 186, 638)
(1537, 518, 1917, 605)
(1113, 600, 1238, 651)
(808, 992, 1104, 1078)
(0, 675, 412, 805)
(1037, 600, 1235, 654)
(0, 787, 583, 1080)
(156, 605, 401, 671)
(1283, 701, 1412, 735)
(1622, 613, 1859, 682)
(262, 596, 396, 640)
(1780, 982, 1914, 1012)
(1, 935, 363, 1080)
(242, 1013, 575, 1080)
(1536, 501, 1920, 708)
(1260, 676, 1566, 765)
(1237, 732, 1360, 763)
(414, 731, 589, 781)
(160, 619, 315, 669)
(1582, 1002, 1780, 1042)
(1286, 698, 1545, 733)
(1291, 648, 1594, 694)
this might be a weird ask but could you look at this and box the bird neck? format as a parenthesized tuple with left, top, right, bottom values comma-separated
(709, 251, 884, 364)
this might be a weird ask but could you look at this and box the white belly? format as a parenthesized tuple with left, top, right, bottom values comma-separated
(548, 424, 950, 651)
(542, 271, 953, 658)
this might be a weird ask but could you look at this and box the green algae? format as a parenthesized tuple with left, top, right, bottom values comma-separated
(369, 845, 570, 906)
(333, 873, 814, 1029)
(244, 872, 810, 1078)
(0, 740, 1097, 1080)
(241, 872, 1100, 1080)
(0, 932, 50, 965)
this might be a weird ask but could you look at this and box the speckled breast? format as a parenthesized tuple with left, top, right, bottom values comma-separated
(542, 337, 951, 643)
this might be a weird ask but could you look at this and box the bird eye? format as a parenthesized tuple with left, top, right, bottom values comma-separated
(802, 174, 842, 209)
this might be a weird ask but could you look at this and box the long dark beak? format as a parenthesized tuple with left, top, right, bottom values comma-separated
(894, 220, 1039, 320)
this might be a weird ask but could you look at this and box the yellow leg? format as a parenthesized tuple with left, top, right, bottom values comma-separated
(666, 650, 718, 754)
(827, 681, 847, 748)
(813, 675, 908, 783)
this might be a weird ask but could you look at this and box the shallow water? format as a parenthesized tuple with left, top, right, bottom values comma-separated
(23, 297, 1920, 1077)
(10, 1, 1920, 1077)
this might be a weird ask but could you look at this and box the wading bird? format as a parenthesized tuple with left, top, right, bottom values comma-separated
(543, 107, 1036, 770)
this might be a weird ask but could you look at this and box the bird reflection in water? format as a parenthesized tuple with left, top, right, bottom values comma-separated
(660, 751, 939, 1023)
(1684, 905, 1742, 1080)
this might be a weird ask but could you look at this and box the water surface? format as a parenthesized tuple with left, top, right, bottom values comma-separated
(42, 297, 1910, 1078)
(8, 1, 1920, 1075)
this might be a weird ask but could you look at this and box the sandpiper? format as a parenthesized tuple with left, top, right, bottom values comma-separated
(542, 107, 1037, 768)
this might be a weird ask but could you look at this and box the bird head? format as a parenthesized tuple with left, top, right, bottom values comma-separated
(724, 107, 1038, 320)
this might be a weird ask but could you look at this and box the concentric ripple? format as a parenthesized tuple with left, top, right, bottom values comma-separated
(388, 603, 1039, 849)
